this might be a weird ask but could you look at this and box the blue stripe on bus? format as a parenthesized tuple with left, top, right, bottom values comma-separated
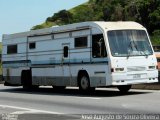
(2, 59, 108, 68)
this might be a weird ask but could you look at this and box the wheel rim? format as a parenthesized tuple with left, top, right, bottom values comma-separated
(81, 76, 89, 90)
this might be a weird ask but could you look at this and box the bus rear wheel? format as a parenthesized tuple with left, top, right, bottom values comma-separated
(21, 70, 31, 89)
(117, 85, 132, 93)
(21, 70, 39, 90)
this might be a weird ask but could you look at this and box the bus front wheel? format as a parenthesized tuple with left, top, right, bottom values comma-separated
(117, 85, 132, 93)
(79, 75, 95, 92)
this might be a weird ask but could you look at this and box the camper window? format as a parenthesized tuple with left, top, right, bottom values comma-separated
(29, 42, 36, 49)
(75, 36, 87, 48)
(7, 45, 17, 54)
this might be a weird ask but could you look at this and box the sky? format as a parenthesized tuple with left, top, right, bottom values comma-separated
(0, 0, 88, 41)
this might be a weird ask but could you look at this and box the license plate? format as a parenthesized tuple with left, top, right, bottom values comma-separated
(133, 74, 141, 79)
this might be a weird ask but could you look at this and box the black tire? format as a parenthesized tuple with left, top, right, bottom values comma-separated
(79, 74, 95, 92)
(117, 85, 132, 93)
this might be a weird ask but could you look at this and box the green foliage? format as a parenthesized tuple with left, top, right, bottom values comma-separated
(32, 25, 44, 30)
(32, 21, 55, 30)
(32, 0, 160, 45)
(151, 30, 160, 45)
(32, 9, 73, 30)
(46, 10, 73, 25)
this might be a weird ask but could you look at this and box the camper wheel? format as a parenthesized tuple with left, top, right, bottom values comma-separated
(21, 70, 32, 89)
(78, 71, 95, 92)
(21, 70, 39, 90)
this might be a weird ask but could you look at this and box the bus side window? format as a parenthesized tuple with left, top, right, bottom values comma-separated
(63, 46, 69, 58)
(92, 34, 107, 58)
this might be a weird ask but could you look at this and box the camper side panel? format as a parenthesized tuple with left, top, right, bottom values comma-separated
(2, 37, 28, 85)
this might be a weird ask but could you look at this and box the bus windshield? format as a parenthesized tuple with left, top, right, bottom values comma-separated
(108, 30, 153, 57)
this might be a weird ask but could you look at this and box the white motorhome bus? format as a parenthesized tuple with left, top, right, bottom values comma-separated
(2, 21, 158, 92)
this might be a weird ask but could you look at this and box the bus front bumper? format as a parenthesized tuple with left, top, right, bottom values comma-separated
(111, 70, 158, 86)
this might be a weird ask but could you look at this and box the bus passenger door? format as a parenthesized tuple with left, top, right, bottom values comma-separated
(91, 34, 111, 86)
(62, 44, 71, 86)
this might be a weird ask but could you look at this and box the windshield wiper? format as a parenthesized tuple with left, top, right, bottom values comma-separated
(141, 51, 149, 58)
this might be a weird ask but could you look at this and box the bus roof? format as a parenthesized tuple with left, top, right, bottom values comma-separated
(3, 21, 145, 40)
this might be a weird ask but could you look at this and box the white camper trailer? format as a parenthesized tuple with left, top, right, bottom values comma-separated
(2, 21, 158, 92)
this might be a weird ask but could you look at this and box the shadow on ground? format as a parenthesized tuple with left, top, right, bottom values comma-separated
(0, 85, 151, 98)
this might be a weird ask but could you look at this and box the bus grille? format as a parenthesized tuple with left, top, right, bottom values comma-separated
(127, 66, 146, 72)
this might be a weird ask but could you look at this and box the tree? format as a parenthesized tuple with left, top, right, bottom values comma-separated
(33, 0, 160, 36)
(46, 10, 73, 25)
